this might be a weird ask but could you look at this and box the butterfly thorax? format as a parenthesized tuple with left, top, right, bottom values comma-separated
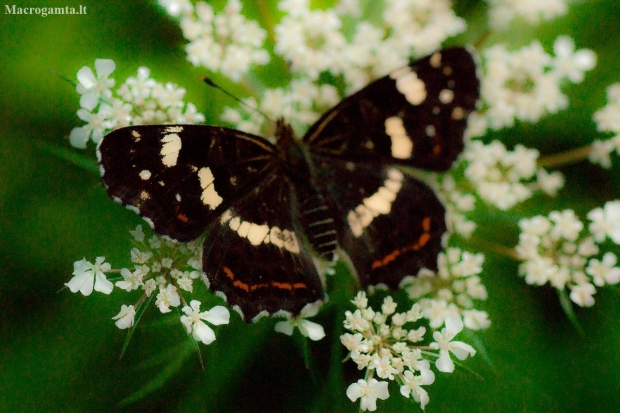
(274, 119, 314, 183)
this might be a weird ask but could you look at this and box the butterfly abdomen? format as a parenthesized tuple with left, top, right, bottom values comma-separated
(299, 193, 338, 261)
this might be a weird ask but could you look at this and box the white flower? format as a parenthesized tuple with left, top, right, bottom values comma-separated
(478, 42, 567, 132)
(69, 105, 113, 148)
(180, 300, 230, 345)
(274, 302, 325, 341)
(76, 59, 116, 110)
(587, 201, 620, 243)
(274, 4, 346, 79)
(178, 0, 269, 81)
(586, 253, 620, 286)
(112, 305, 136, 329)
(115, 267, 146, 291)
(382, 0, 466, 57)
(158, 0, 193, 16)
(346, 378, 389, 411)
(129, 225, 145, 242)
(430, 317, 476, 373)
(549, 210, 583, 241)
(487, 0, 569, 30)
(588, 139, 615, 169)
(155, 284, 181, 313)
(65, 257, 113, 296)
(399, 368, 435, 410)
(552, 36, 596, 83)
(371, 355, 399, 380)
(569, 283, 596, 307)
(463, 140, 539, 210)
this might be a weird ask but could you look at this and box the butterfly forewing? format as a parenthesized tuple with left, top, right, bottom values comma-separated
(98, 125, 276, 242)
(304, 47, 479, 171)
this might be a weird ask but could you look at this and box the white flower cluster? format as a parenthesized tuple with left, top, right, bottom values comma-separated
(516, 205, 620, 307)
(341, 293, 476, 411)
(435, 175, 478, 238)
(486, 0, 570, 30)
(469, 37, 596, 137)
(463, 140, 564, 210)
(401, 248, 490, 330)
(69, 59, 205, 148)
(164, 0, 270, 81)
(591, 84, 620, 168)
(220, 79, 340, 136)
(66, 225, 230, 345)
(276, 0, 465, 93)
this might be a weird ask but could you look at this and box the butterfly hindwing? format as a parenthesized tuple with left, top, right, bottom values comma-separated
(312, 157, 446, 288)
(202, 174, 325, 321)
(97, 124, 277, 242)
(304, 47, 479, 171)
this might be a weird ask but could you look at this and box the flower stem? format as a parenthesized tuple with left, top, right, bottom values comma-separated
(537, 145, 592, 168)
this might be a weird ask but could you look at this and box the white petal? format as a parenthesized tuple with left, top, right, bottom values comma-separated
(444, 316, 463, 338)
(202, 305, 230, 325)
(436, 352, 455, 373)
(95, 58, 116, 76)
(180, 315, 192, 333)
(80, 92, 99, 111)
(274, 320, 294, 336)
(65, 273, 94, 296)
(193, 321, 216, 345)
(185, 299, 200, 312)
(372, 380, 389, 400)
(94, 273, 114, 294)
(450, 341, 476, 360)
(346, 382, 363, 402)
(72, 258, 91, 275)
(112, 305, 135, 329)
(299, 320, 325, 341)
(417, 386, 430, 410)
(69, 127, 89, 148)
(420, 367, 435, 385)
(76, 66, 96, 89)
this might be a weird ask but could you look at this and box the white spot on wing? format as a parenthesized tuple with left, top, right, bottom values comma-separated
(165, 126, 184, 133)
(247, 223, 270, 245)
(347, 168, 403, 237)
(198, 167, 223, 210)
(425, 125, 436, 137)
(220, 208, 233, 224)
(384, 116, 413, 159)
(390, 66, 427, 105)
(139, 170, 152, 180)
(430, 52, 442, 68)
(223, 218, 300, 253)
(439, 89, 454, 104)
(160, 133, 182, 167)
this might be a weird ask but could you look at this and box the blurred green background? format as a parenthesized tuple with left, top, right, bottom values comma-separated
(2, 0, 620, 412)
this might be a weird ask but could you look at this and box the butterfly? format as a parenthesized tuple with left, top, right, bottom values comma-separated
(97, 47, 480, 322)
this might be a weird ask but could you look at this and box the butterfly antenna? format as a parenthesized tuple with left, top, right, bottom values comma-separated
(202, 76, 273, 123)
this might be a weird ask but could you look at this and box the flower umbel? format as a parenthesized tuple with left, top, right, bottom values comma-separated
(516, 206, 620, 307)
(341, 293, 477, 410)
